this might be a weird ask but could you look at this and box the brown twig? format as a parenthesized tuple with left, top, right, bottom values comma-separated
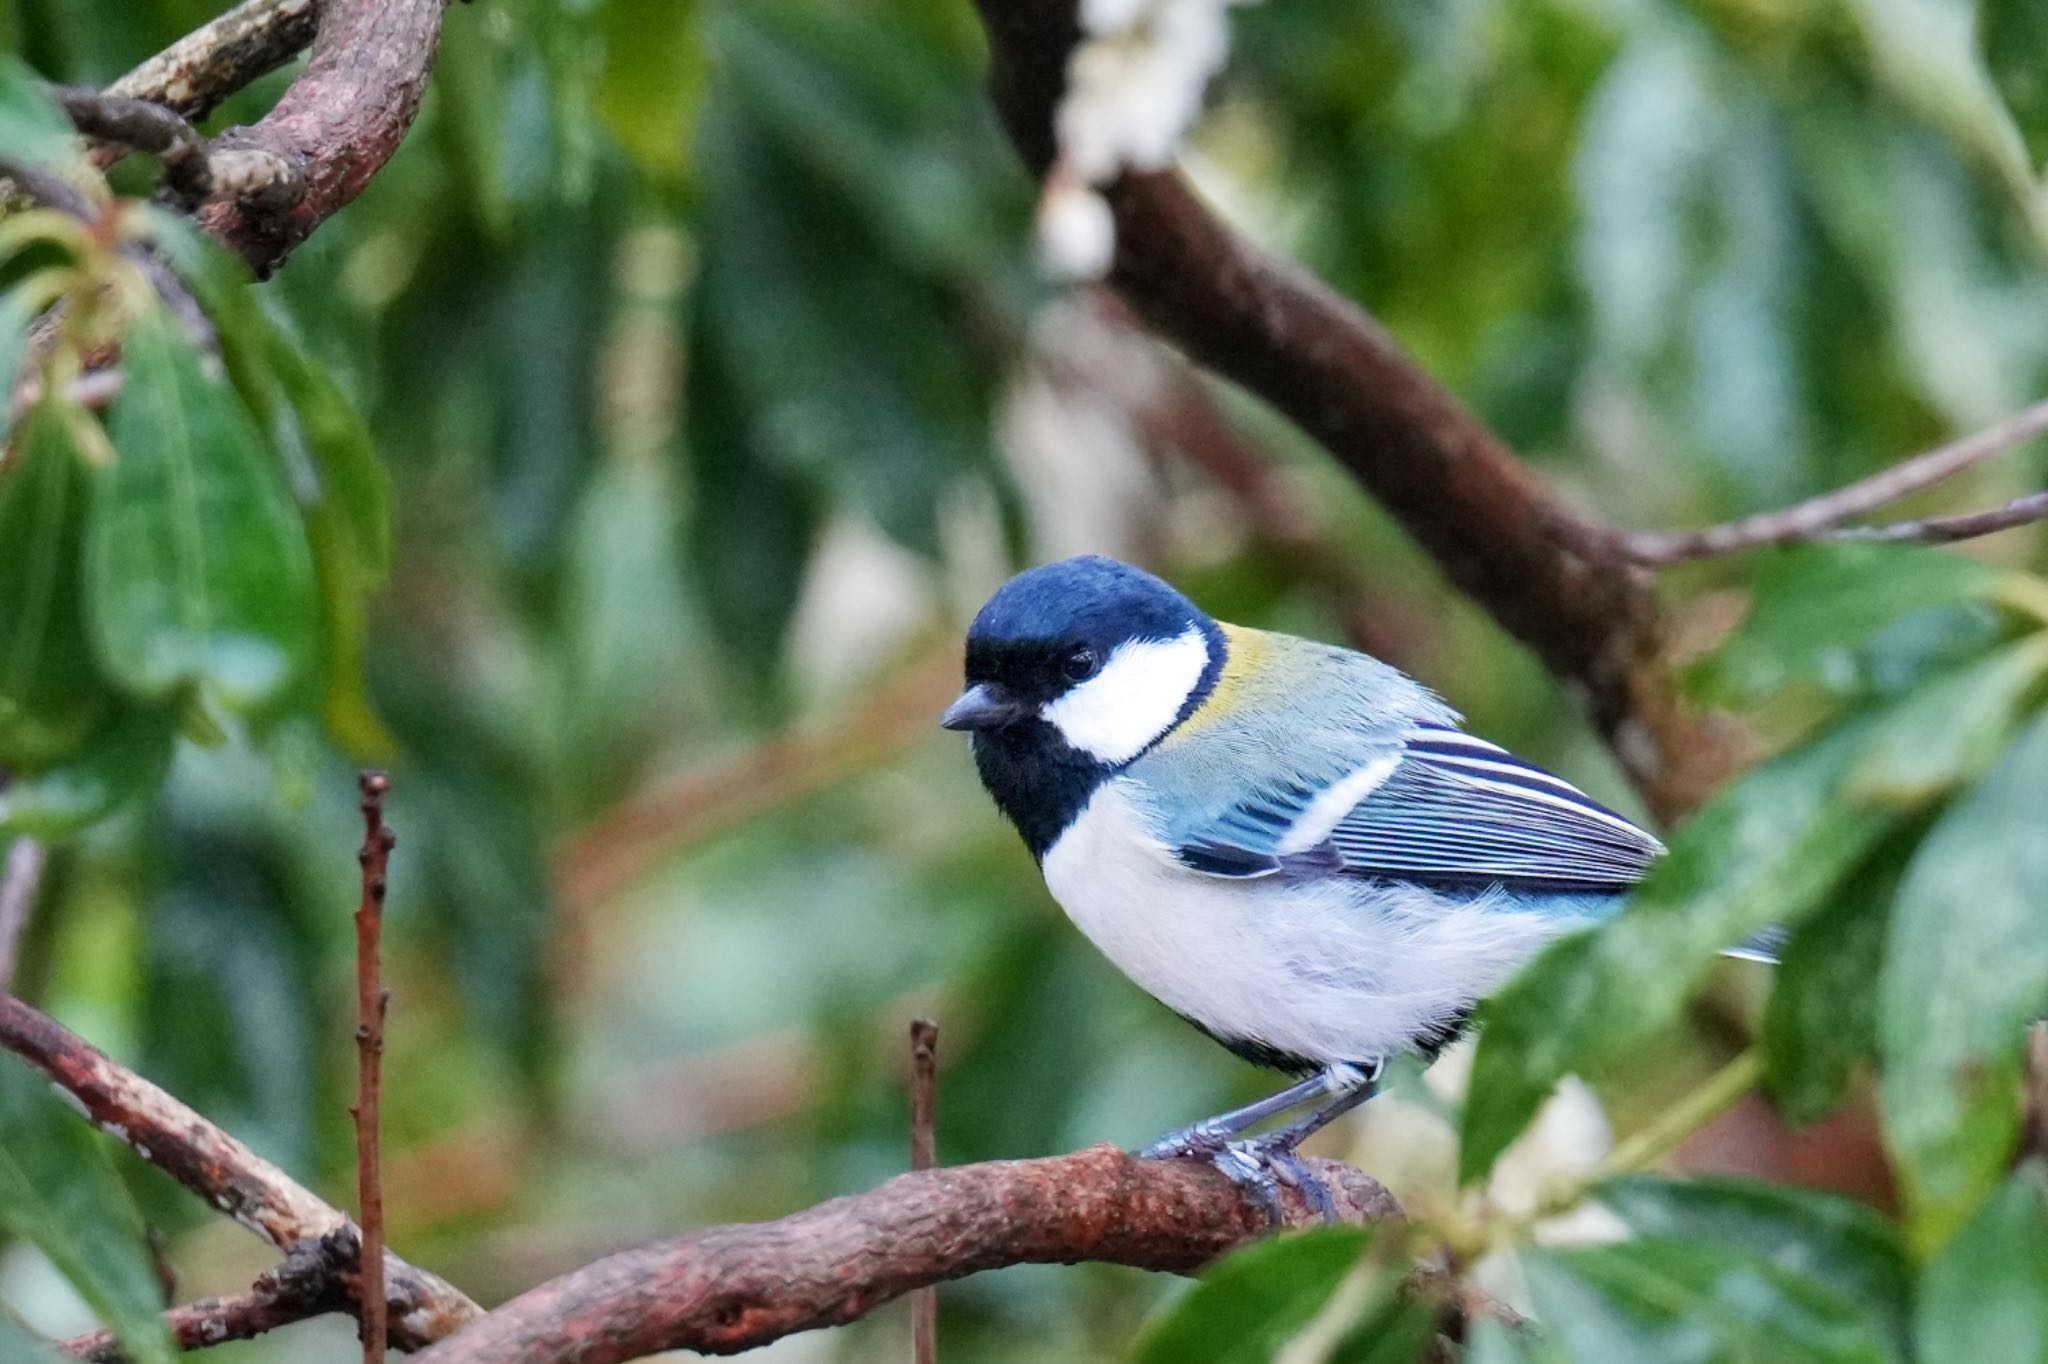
(908, 1019, 939, 1364)
(108, 0, 325, 123)
(60, 1231, 354, 1360)
(0, 993, 481, 1349)
(2022, 1023, 2048, 1164)
(353, 771, 395, 1364)
(194, 0, 451, 274)
(52, 86, 214, 210)
(408, 1145, 1402, 1364)
(0, 837, 45, 991)
(968, 0, 1733, 821)
(1618, 395, 2048, 563)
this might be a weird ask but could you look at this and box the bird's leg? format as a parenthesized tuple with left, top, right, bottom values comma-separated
(1134, 1070, 1338, 1160)
(1136, 1062, 1383, 1223)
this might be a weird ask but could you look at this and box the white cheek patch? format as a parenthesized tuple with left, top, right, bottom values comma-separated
(1041, 628, 1211, 765)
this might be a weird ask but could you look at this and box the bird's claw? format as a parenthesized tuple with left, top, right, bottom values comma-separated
(1136, 1130, 1341, 1225)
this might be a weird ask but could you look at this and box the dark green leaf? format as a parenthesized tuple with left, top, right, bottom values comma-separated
(1133, 1227, 1372, 1364)
(1595, 1175, 1911, 1350)
(0, 701, 175, 837)
(1916, 1162, 2048, 1364)
(1689, 545, 2009, 708)
(1760, 854, 1896, 1123)
(0, 54, 82, 172)
(0, 400, 112, 765)
(1880, 710, 2048, 1253)
(1523, 1239, 1897, 1364)
(1980, 0, 2048, 169)
(1846, 635, 2048, 805)
(85, 307, 319, 712)
(0, 1059, 177, 1364)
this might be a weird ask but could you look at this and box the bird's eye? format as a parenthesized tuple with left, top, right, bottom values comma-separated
(1062, 646, 1099, 683)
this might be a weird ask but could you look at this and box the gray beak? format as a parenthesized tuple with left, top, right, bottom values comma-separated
(941, 682, 1025, 732)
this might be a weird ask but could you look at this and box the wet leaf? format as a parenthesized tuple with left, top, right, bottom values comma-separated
(85, 307, 319, 713)
(0, 1059, 176, 1364)
(1880, 711, 2048, 1253)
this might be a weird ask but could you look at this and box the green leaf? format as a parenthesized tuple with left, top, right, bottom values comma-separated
(0, 54, 82, 172)
(1982, 0, 2048, 168)
(0, 1059, 177, 1364)
(1328, 1294, 1438, 1364)
(596, 0, 707, 181)
(1462, 636, 2048, 1185)
(1133, 1227, 1372, 1364)
(1689, 545, 2009, 708)
(1459, 709, 1904, 1183)
(1880, 710, 2048, 1254)
(1523, 1239, 1898, 1364)
(85, 307, 319, 713)
(1595, 1175, 1912, 1351)
(1760, 856, 1895, 1124)
(1917, 1162, 2048, 1364)
(0, 702, 175, 838)
(141, 211, 393, 750)
(0, 400, 112, 765)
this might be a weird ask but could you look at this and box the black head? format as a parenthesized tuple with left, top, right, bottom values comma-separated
(942, 557, 1224, 857)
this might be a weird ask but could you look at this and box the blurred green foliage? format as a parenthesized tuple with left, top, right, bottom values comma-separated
(3, 0, 2048, 1360)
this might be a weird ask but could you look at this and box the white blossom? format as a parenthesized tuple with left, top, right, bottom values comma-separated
(1037, 0, 1252, 277)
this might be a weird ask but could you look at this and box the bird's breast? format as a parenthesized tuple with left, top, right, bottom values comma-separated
(1038, 780, 1589, 1067)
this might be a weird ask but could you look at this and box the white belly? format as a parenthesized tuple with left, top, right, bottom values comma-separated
(1039, 781, 1582, 1065)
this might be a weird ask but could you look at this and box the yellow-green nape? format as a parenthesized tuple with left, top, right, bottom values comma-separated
(1167, 623, 1278, 738)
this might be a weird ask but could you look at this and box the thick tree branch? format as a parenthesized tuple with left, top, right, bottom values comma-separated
(970, 0, 1732, 820)
(192, 0, 451, 274)
(0, 993, 481, 1350)
(409, 1144, 1402, 1364)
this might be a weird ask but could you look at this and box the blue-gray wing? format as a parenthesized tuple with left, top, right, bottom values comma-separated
(1154, 716, 1662, 894)
(1320, 724, 1663, 893)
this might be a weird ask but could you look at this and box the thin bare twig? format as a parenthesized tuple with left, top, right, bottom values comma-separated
(1618, 396, 2048, 563)
(354, 772, 395, 1364)
(1829, 489, 2048, 546)
(908, 1019, 939, 1364)
(0, 994, 481, 1348)
(0, 837, 45, 991)
(408, 1145, 1403, 1364)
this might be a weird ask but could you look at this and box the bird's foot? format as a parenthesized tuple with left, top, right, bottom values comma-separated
(1137, 1129, 1340, 1225)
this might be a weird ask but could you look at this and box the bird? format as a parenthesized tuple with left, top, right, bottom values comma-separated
(939, 555, 1738, 1217)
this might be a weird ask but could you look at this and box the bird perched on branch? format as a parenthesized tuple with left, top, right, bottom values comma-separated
(941, 556, 1743, 1216)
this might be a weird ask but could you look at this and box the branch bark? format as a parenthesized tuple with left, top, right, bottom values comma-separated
(969, 0, 1733, 820)
(108, 0, 323, 123)
(408, 1144, 1402, 1364)
(0, 993, 480, 1350)
(191, 0, 451, 274)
